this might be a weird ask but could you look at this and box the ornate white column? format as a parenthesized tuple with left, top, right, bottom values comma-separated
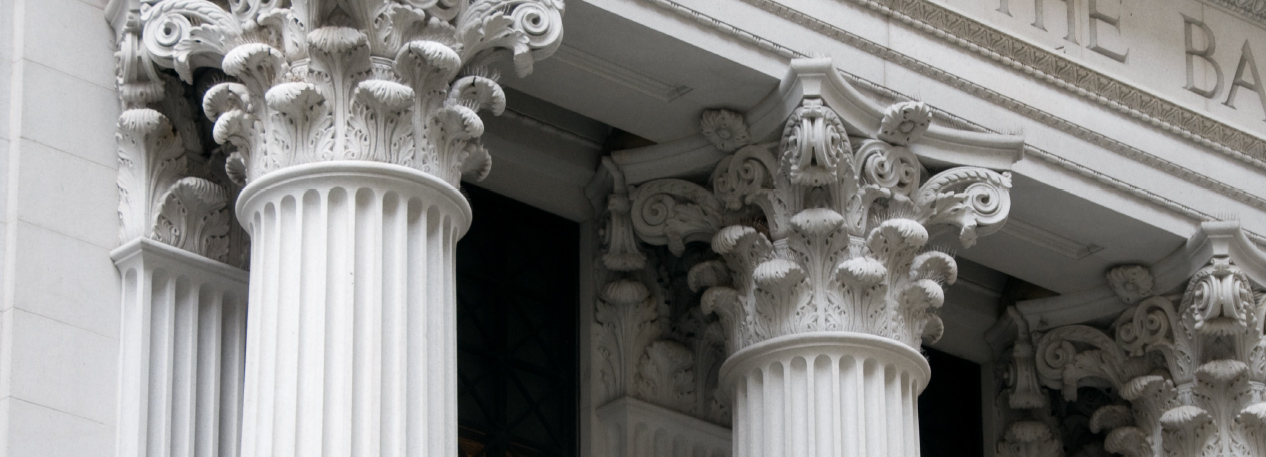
(1029, 222, 1266, 457)
(608, 58, 1017, 457)
(132, 1, 563, 456)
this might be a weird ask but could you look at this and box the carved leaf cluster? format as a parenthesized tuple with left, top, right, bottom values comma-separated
(117, 109, 234, 263)
(595, 185, 730, 425)
(135, 0, 565, 186)
(1032, 257, 1266, 457)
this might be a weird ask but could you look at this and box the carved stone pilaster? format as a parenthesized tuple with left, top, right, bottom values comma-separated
(597, 57, 1018, 457)
(1031, 229, 1266, 457)
(593, 159, 731, 433)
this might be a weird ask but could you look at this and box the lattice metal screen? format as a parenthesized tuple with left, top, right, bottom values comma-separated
(456, 185, 579, 457)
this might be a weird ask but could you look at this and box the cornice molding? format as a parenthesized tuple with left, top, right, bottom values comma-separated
(637, 0, 1266, 248)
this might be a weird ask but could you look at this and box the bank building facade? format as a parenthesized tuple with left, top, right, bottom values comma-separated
(3, 0, 1266, 456)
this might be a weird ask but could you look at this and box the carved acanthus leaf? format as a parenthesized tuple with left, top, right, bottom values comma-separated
(153, 177, 232, 262)
(914, 167, 1013, 248)
(117, 109, 186, 243)
(594, 279, 658, 405)
(116, 108, 237, 263)
(634, 340, 696, 412)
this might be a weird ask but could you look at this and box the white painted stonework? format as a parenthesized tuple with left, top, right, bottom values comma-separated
(0, 0, 1262, 455)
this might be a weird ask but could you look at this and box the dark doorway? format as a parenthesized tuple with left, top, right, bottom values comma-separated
(456, 185, 579, 457)
(919, 348, 984, 457)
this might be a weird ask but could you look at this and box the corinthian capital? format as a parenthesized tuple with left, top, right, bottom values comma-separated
(615, 59, 1018, 354)
(136, 0, 565, 186)
(1027, 222, 1266, 457)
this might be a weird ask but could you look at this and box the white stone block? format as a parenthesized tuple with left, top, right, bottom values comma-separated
(20, 62, 118, 168)
(18, 139, 118, 249)
(14, 221, 119, 338)
(23, 0, 114, 90)
(4, 398, 114, 457)
(9, 308, 118, 426)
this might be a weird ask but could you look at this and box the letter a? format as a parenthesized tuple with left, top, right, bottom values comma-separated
(1224, 41, 1266, 121)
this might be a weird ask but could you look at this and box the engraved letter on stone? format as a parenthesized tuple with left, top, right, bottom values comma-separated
(1088, 0, 1128, 63)
(1031, 0, 1077, 44)
(1183, 14, 1224, 99)
(1224, 41, 1266, 121)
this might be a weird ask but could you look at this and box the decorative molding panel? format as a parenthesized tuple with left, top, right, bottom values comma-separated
(553, 44, 693, 102)
(1200, 0, 1266, 30)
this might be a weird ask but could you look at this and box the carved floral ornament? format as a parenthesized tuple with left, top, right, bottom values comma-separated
(1029, 255, 1266, 457)
(601, 97, 1014, 357)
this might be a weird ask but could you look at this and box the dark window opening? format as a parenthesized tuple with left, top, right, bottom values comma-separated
(456, 185, 579, 457)
(919, 348, 984, 457)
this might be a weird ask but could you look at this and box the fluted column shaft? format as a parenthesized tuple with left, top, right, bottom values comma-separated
(721, 332, 929, 457)
(235, 162, 470, 457)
